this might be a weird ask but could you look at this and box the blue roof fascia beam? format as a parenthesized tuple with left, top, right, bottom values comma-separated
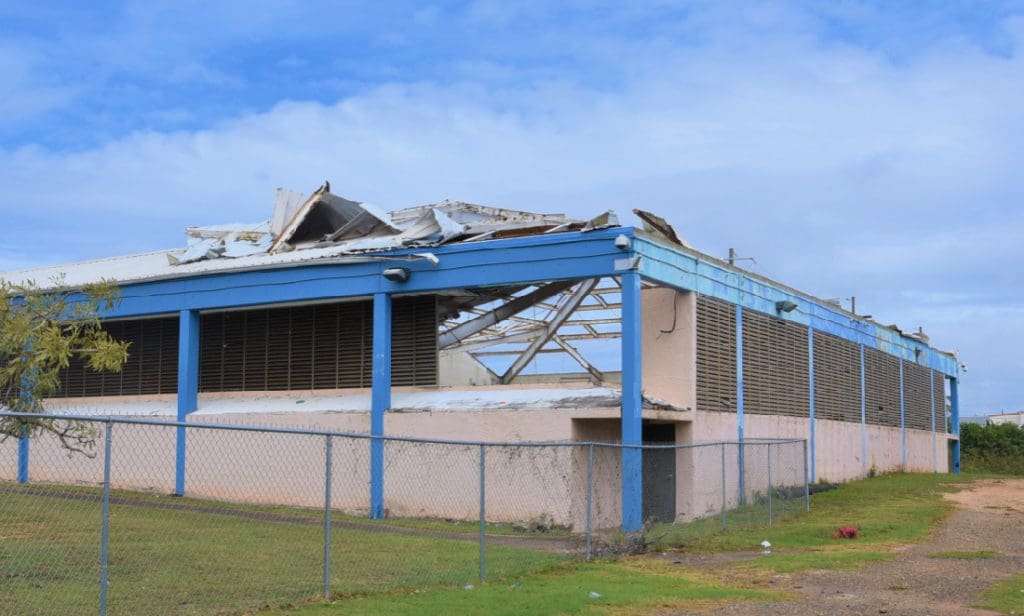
(632, 235, 958, 377)
(84, 227, 633, 319)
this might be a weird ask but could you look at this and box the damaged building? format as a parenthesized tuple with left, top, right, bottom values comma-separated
(0, 184, 962, 531)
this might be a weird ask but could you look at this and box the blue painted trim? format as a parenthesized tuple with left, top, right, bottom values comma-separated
(949, 377, 960, 473)
(82, 228, 629, 318)
(859, 344, 867, 478)
(899, 361, 906, 471)
(736, 307, 746, 504)
(620, 270, 643, 532)
(17, 429, 29, 484)
(370, 293, 391, 519)
(808, 328, 816, 483)
(633, 236, 957, 376)
(175, 310, 200, 496)
(930, 370, 937, 473)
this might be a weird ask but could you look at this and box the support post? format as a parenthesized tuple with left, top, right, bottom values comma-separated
(767, 443, 773, 525)
(859, 344, 867, 478)
(736, 307, 745, 505)
(323, 435, 333, 599)
(620, 270, 643, 532)
(720, 442, 727, 530)
(586, 443, 594, 561)
(371, 293, 391, 519)
(803, 439, 810, 512)
(99, 421, 113, 616)
(807, 328, 816, 483)
(17, 426, 28, 484)
(950, 376, 960, 473)
(899, 360, 906, 472)
(479, 444, 487, 583)
(175, 310, 200, 496)
(931, 370, 938, 474)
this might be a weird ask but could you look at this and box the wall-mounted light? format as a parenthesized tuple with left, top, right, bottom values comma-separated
(382, 267, 411, 282)
(775, 300, 798, 314)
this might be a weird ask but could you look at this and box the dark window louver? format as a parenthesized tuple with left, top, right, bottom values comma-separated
(55, 316, 180, 397)
(199, 295, 437, 392)
(813, 331, 861, 423)
(54, 296, 438, 398)
(864, 347, 901, 427)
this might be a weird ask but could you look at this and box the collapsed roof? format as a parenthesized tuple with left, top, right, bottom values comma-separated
(170, 182, 624, 266)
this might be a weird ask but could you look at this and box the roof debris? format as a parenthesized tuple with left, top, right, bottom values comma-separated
(170, 182, 619, 266)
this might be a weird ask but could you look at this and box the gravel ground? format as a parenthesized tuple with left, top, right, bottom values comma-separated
(664, 479, 1024, 616)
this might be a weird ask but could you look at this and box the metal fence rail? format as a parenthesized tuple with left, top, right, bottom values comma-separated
(0, 412, 808, 615)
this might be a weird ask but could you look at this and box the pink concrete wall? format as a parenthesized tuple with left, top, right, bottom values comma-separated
(641, 288, 696, 410)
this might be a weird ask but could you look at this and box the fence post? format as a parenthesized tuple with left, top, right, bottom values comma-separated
(323, 435, 333, 600)
(720, 442, 727, 530)
(767, 443, 773, 525)
(803, 440, 810, 512)
(479, 445, 486, 583)
(99, 420, 113, 616)
(586, 443, 594, 561)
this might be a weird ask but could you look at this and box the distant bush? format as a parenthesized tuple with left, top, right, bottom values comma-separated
(960, 422, 1024, 474)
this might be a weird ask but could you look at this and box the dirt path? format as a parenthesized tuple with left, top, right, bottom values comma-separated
(667, 479, 1024, 615)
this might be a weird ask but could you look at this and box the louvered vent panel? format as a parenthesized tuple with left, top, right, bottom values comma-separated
(392, 296, 439, 387)
(864, 347, 901, 427)
(741, 309, 810, 417)
(312, 303, 340, 389)
(813, 332, 861, 423)
(903, 361, 932, 431)
(695, 296, 737, 412)
(337, 301, 371, 388)
(196, 296, 437, 393)
(55, 316, 179, 397)
(288, 305, 316, 391)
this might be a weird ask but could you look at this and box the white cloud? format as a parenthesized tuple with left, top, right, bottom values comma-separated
(1, 4, 1022, 411)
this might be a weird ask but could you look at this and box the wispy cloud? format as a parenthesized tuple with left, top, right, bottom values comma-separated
(1, 1, 1021, 411)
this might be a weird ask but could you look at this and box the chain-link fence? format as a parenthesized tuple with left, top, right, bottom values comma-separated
(0, 412, 808, 615)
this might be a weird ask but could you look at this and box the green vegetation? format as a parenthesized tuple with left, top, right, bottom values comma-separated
(961, 422, 1024, 475)
(0, 483, 564, 616)
(267, 561, 779, 616)
(652, 473, 971, 555)
(928, 550, 1000, 560)
(1, 278, 128, 452)
(977, 573, 1024, 614)
(0, 473, 988, 615)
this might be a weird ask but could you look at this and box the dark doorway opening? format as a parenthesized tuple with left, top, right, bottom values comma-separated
(642, 421, 676, 523)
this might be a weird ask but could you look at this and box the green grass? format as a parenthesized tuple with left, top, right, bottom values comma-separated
(651, 473, 974, 555)
(977, 573, 1024, 614)
(731, 549, 894, 573)
(267, 560, 780, 616)
(0, 483, 565, 615)
(928, 550, 1000, 560)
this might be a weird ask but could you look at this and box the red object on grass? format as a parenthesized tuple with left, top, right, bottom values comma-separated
(832, 525, 859, 539)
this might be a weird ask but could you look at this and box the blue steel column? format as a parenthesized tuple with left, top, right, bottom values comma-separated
(17, 428, 29, 484)
(735, 307, 745, 504)
(807, 328, 816, 483)
(899, 361, 906, 471)
(175, 309, 200, 496)
(859, 345, 867, 478)
(371, 292, 392, 519)
(620, 271, 643, 532)
(949, 377, 960, 473)
(930, 370, 937, 473)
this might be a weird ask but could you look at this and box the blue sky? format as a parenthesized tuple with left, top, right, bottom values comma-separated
(1, 1, 1022, 414)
